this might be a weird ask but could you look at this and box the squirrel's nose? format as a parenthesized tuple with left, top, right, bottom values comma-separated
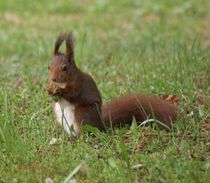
(52, 78, 57, 82)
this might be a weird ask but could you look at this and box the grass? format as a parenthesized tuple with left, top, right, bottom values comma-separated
(0, 0, 210, 182)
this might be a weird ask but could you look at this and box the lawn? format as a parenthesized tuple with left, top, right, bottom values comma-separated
(0, 0, 209, 182)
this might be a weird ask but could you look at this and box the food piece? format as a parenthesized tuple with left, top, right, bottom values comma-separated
(51, 83, 60, 93)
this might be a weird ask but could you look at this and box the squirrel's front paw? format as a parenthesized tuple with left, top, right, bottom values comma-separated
(47, 84, 61, 96)
(47, 87, 54, 95)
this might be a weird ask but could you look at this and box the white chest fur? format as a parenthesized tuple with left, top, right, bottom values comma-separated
(53, 98, 78, 136)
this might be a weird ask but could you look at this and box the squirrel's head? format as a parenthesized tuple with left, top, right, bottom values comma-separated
(48, 32, 78, 88)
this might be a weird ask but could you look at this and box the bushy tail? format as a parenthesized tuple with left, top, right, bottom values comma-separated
(102, 94, 179, 129)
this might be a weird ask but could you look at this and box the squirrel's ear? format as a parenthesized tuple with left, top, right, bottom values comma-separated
(65, 32, 74, 62)
(54, 34, 65, 55)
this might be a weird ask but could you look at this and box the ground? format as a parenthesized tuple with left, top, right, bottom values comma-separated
(0, 0, 209, 182)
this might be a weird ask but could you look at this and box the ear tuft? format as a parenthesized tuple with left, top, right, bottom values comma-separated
(65, 32, 74, 61)
(54, 33, 65, 55)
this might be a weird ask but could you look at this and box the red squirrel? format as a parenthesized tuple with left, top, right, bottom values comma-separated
(47, 33, 179, 136)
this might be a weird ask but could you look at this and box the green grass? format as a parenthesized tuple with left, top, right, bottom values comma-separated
(0, 0, 210, 182)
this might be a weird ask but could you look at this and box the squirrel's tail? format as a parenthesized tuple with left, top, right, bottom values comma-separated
(102, 94, 179, 129)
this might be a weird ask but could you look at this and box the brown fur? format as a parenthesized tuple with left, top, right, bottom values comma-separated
(47, 32, 180, 134)
(102, 94, 179, 129)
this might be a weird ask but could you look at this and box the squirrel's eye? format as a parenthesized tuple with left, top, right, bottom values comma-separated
(62, 65, 67, 71)
(48, 65, 50, 70)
